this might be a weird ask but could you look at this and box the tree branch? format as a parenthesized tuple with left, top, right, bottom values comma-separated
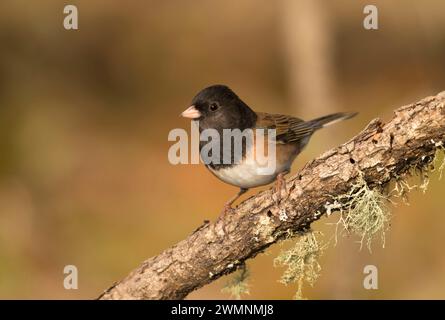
(99, 92, 445, 300)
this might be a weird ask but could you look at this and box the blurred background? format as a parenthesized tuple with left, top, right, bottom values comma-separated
(0, 0, 444, 299)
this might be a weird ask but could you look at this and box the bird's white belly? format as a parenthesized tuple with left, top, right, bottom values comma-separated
(208, 160, 290, 189)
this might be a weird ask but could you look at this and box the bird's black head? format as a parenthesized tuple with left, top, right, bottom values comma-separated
(182, 85, 257, 131)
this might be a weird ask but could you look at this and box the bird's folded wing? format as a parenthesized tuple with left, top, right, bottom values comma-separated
(255, 112, 314, 144)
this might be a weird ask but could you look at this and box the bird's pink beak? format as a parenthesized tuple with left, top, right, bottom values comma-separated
(181, 105, 201, 119)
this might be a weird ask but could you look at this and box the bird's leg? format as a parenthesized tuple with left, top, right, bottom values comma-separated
(221, 188, 248, 215)
(274, 170, 290, 204)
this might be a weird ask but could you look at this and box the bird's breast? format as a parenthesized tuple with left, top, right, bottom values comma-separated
(207, 142, 301, 189)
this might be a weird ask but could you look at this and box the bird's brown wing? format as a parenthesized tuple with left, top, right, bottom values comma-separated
(255, 112, 314, 144)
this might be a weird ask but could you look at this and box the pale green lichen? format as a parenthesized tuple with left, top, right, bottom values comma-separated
(274, 143, 445, 299)
(274, 231, 325, 299)
(391, 147, 445, 201)
(221, 264, 250, 300)
(438, 155, 445, 180)
(332, 174, 390, 252)
(331, 146, 445, 252)
(392, 175, 417, 204)
(433, 147, 445, 180)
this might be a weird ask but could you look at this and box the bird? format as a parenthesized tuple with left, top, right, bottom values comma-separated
(181, 85, 357, 214)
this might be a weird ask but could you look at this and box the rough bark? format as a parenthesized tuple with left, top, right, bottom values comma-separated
(99, 92, 445, 300)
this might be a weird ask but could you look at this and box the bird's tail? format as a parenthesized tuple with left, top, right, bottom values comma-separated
(308, 112, 358, 129)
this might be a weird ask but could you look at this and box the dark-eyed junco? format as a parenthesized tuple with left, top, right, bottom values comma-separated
(182, 85, 357, 213)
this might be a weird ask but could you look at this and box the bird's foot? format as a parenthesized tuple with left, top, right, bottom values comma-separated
(217, 204, 236, 234)
(220, 203, 235, 216)
(273, 171, 290, 205)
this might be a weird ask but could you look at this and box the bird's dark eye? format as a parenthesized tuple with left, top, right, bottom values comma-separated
(209, 103, 219, 111)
